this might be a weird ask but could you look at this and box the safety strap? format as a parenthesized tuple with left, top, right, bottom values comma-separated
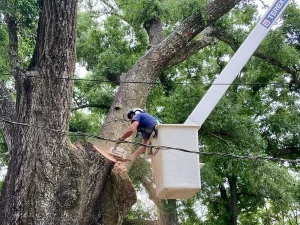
(148, 146, 160, 156)
(139, 118, 162, 134)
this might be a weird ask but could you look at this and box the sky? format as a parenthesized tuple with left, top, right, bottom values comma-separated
(0, 165, 6, 180)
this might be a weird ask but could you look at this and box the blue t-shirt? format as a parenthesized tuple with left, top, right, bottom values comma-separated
(132, 113, 157, 139)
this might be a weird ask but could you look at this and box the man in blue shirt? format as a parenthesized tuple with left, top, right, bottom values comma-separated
(116, 108, 158, 161)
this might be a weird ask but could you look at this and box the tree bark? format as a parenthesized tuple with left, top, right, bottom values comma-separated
(0, 0, 80, 224)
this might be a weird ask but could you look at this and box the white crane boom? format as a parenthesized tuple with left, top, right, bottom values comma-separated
(185, 0, 292, 126)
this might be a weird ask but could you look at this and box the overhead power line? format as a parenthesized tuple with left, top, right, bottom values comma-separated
(199, 152, 299, 164)
(0, 118, 299, 164)
(0, 73, 298, 86)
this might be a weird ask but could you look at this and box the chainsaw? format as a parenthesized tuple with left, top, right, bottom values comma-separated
(109, 146, 128, 160)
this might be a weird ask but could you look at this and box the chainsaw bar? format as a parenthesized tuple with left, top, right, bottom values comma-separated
(109, 147, 128, 160)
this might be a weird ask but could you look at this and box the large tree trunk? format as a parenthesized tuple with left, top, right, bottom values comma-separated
(0, 0, 135, 223)
(0, 0, 244, 224)
(219, 176, 238, 225)
(0, 0, 79, 223)
(160, 200, 179, 225)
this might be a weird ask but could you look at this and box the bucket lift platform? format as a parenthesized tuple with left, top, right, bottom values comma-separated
(150, 124, 204, 199)
(148, 0, 291, 200)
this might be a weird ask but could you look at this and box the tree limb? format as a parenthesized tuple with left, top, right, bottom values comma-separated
(152, 0, 243, 68)
(214, 28, 300, 84)
(144, 17, 164, 47)
(141, 177, 164, 211)
(5, 14, 20, 76)
(166, 27, 216, 68)
(28, 0, 44, 70)
(219, 183, 228, 201)
(206, 0, 243, 23)
(140, 177, 164, 225)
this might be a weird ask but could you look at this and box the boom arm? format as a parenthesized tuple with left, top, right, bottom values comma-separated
(185, 0, 291, 126)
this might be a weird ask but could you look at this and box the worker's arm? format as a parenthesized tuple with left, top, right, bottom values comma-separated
(118, 121, 139, 143)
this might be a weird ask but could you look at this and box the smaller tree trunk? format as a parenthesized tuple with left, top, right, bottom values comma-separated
(160, 200, 179, 225)
(229, 176, 238, 225)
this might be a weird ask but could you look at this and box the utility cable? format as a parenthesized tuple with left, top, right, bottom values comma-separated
(0, 118, 299, 164)
(0, 73, 298, 86)
(199, 151, 299, 164)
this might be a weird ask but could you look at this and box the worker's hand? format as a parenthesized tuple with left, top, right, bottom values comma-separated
(115, 138, 123, 146)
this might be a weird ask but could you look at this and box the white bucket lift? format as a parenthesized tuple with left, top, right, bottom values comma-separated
(148, 0, 291, 200)
(150, 124, 204, 199)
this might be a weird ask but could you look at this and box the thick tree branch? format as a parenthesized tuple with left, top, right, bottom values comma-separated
(206, 0, 243, 23)
(149, 0, 243, 69)
(166, 27, 216, 68)
(30, 0, 77, 76)
(28, 0, 44, 70)
(219, 183, 229, 201)
(214, 29, 300, 84)
(144, 17, 164, 47)
(5, 14, 20, 76)
(173, 0, 243, 43)
(141, 178, 180, 225)
(141, 177, 164, 211)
